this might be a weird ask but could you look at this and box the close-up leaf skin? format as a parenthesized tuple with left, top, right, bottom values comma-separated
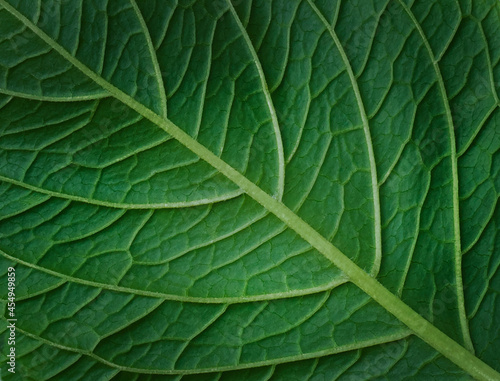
(0, 0, 499, 380)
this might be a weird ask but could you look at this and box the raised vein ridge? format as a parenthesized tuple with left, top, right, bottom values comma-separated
(397, 0, 474, 352)
(307, 0, 382, 277)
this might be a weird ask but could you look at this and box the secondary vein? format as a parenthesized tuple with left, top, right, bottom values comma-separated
(397, 0, 474, 353)
(130, 0, 168, 118)
(0, 249, 346, 303)
(16, 326, 411, 375)
(0, 174, 244, 209)
(307, 0, 382, 277)
(226, 0, 285, 200)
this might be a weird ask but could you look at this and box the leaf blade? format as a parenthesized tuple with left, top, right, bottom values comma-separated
(1, 1, 499, 380)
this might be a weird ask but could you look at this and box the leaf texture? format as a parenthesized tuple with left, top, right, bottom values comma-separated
(0, 0, 499, 380)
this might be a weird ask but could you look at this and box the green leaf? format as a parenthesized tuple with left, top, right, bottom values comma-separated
(0, 0, 499, 380)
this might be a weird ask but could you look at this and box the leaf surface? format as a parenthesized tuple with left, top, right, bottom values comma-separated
(0, 0, 499, 380)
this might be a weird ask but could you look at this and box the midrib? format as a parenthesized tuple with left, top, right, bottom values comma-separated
(1, 1, 499, 380)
